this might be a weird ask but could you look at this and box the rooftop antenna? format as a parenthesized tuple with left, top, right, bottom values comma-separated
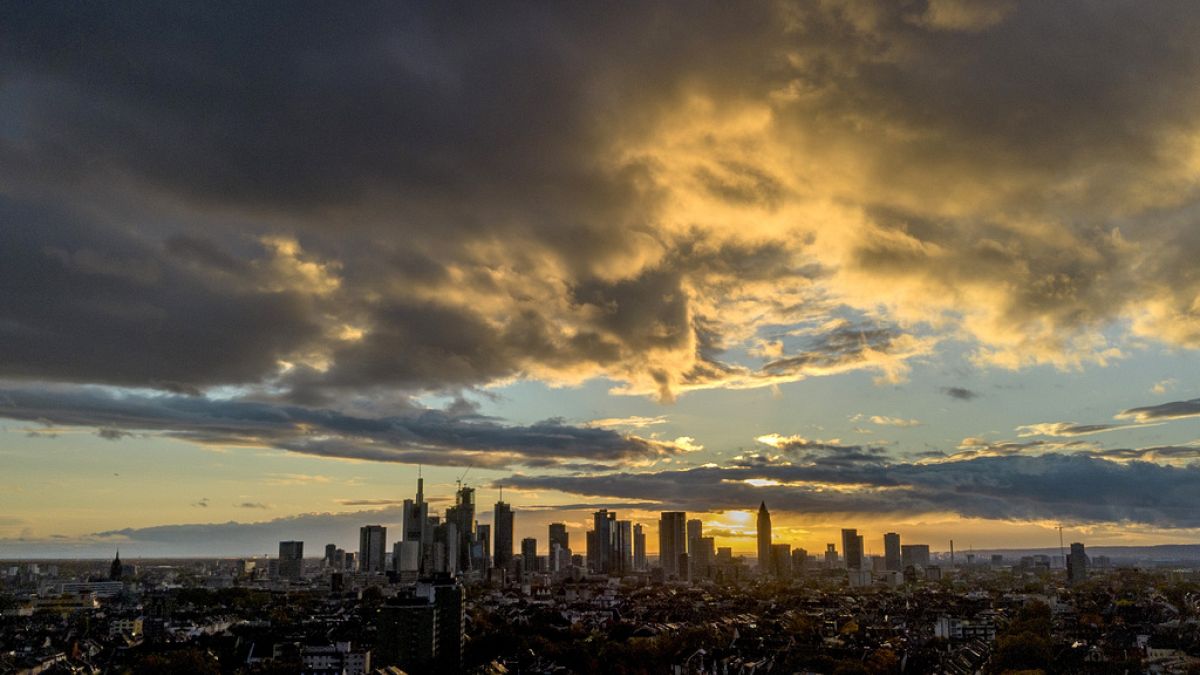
(498, 483, 503, 503)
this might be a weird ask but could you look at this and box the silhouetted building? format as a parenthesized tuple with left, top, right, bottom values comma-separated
(521, 537, 538, 573)
(615, 520, 633, 574)
(402, 476, 433, 575)
(278, 541, 304, 580)
(592, 509, 617, 574)
(445, 485, 476, 572)
(109, 551, 123, 581)
(884, 532, 901, 572)
(493, 498, 514, 570)
(757, 502, 772, 574)
(1067, 542, 1088, 585)
(659, 512, 687, 578)
(377, 575, 464, 672)
(633, 523, 647, 571)
(841, 528, 863, 570)
(360, 525, 387, 573)
(901, 544, 930, 569)
(770, 543, 792, 578)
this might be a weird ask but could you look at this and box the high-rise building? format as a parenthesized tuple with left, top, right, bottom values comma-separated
(615, 520, 633, 574)
(884, 532, 901, 572)
(475, 523, 491, 571)
(1067, 542, 1088, 585)
(792, 547, 808, 572)
(841, 528, 863, 570)
(549, 522, 570, 573)
(521, 537, 538, 573)
(757, 502, 772, 575)
(593, 509, 617, 574)
(324, 543, 337, 568)
(825, 543, 838, 567)
(402, 476, 433, 575)
(360, 525, 388, 573)
(493, 498, 514, 570)
(549, 523, 569, 555)
(901, 544, 931, 569)
(633, 524, 647, 571)
(278, 540, 304, 580)
(659, 512, 687, 578)
(377, 575, 464, 672)
(445, 485, 477, 572)
(770, 543, 792, 578)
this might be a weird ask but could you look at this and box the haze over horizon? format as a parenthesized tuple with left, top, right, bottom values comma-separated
(6, 1, 1200, 559)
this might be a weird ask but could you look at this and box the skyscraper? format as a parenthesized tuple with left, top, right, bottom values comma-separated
(633, 523, 646, 571)
(593, 509, 616, 574)
(445, 485, 476, 572)
(360, 525, 387, 573)
(1067, 542, 1088, 585)
(548, 523, 569, 554)
(659, 511, 687, 578)
(402, 476, 432, 575)
(901, 544, 930, 569)
(841, 528, 863, 570)
(521, 537, 538, 573)
(615, 520, 633, 574)
(278, 540, 304, 580)
(493, 498, 514, 570)
(757, 502, 772, 575)
(884, 532, 901, 572)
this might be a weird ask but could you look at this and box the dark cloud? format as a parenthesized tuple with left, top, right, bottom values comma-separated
(506, 452, 1200, 528)
(236, 502, 269, 510)
(942, 387, 979, 401)
(1016, 421, 1138, 437)
(1118, 398, 1200, 423)
(0, 385, 687, 469)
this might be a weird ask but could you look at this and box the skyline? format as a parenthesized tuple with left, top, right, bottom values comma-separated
(6, 1, 1200, 558)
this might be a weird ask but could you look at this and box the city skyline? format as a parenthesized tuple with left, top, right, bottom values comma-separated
(7, 2, 1200, 559)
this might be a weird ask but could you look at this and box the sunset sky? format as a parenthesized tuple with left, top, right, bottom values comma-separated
(4, 1, 1200, 558)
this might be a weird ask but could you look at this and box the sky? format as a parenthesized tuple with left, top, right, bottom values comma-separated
(4, 0, 1200, 558)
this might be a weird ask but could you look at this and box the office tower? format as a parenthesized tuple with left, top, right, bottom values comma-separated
(549, 523, 569, 556)
(686, 519, 703, 549)
(659, 512, 687, 578)
(432, 521, 459, 575)
(278, 541, 304, 580)
(770, 543, 792, 578)
(403, 476, 433, 575)
(901, 544, 931, 569)
(394, 540, 421, 578)
(593, 509, 616, 574)
(1067, 542, 1088, 585)
(792, 547, 808, 572)
(717, 547, 733, 564)
(884, 532, 901, 572)
(493, 498, 514, 569)
(757, 502, 772, 574)
(324, 543, 337, 567)
(359, 525, 387, 573)
(615, 520, 633, 574)
(633, 524, 647, 571)
(586, 530, 599, 572)
(445, 485, 476, 572)
(841, 528, 863, 570)
(521, 537, 538, 573)
(377, 575, 464, 672)
(695, 536, 715, 579)
(470, 521, 484, 566)
(825, 543, 838, 567)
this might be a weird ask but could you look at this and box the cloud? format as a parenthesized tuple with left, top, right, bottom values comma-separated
(869, 415, 921, 428)
(236, 502, 269, 510)
(0, 385, 687, 470)
(192, 497, 209, 508)
(5, 1, 1200, 407)
(941, 387, 980, 401)
(505, 452, 1200, 529)
(1015, 422, 1139, 437)
(1118, 398, 1200, 423)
